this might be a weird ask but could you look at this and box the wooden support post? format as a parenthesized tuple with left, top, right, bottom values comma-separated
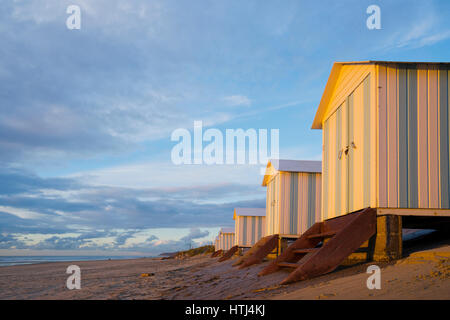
(373, 215, 402, 262)
(278, 237, 289, 255)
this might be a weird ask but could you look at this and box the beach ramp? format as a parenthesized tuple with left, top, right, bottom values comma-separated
(259, 207, 376, 284)
(218, 245, 239, 262)
(233, 234, 279, 269)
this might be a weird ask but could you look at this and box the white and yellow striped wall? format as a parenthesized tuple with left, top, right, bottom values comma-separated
(217, 228, 235, 251)
(263, 159, 322, 237)
(233, 208, 265, 247)
(312, 61, 450, 219)
(214, 237, 219, 251)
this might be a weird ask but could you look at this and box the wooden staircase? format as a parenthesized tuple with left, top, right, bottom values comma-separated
(211, 249, 223, 258)
(234, 234, 279, 269)
(259, 207, 376, 284)
(218, 245, 239, 262)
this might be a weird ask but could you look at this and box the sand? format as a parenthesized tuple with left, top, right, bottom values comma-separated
(0, 245, 449, 300)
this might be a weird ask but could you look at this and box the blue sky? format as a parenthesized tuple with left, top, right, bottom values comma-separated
(1, 0, 450, 256)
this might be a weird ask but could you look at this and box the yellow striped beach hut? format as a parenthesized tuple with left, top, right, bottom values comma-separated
(262, 159, 322, 237)
(312, 61, 450, 220)
(233, 208, 265, 248)
(214, 236, 219, 250)
(217, 227, 235, 251)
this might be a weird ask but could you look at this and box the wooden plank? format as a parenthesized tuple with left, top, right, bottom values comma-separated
(275, 174, 281, 233)
(341, 101, 349, 216)
(322, 126, 328, 221)
(352, 82, 364, 212)
(363, 75, 371, 208)
(265, 180, 272, 235)
(398, 67, 408, 208)
(377, 208, 450, 216)
(242, 215, 247, 246)
(308, 173, 316, 228)
(298, 173, 305, 233)
(251, 216, 256, 245)
(370, 66, 378, 209)
(378, 65, 388, 207)
(428, 66, 439, 208)
(348, 94, 355, 212)
(290, 173, 299, 234)
(315, 173, 322, 224)
(417, 66, 429, 208)
(293, 248, 319, 254)
(336, 106, 342, 216)
(307, 230, 336, 239)
(408, 68, 419, 208)
(329, 112, 337, 218)
(439, 69, 449, 208)
(284, 173, 291, 234)
(278, 262, 300, 268)
(387, 66, 399, 207)
(258, 216, 263, 242)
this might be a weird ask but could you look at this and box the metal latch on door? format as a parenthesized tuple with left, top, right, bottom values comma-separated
(338, 142, 356, 160)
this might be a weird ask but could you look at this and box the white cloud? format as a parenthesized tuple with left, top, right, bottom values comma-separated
(11, 0, 165, 35)
(380, 9, 450, 50)
(416, 30, 450, 48)
(0, 206, 47, 220)
(70, 161, 263, 190)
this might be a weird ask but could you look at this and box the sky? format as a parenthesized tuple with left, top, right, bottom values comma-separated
(1, 0, 450, 256)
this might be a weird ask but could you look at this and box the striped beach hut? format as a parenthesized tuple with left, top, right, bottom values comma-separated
(262, 159, 322, 238)
(233, 208, 266, 248)
(214, 236, 219, 250)
(312, 61, 450, 220)
(217, 227, 235, 251)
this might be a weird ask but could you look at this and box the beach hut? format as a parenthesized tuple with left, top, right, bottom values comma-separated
(214, 237, 219, 250)
(217, 227, 235, 251)
(262, 159, 322, 238)
(233, 208, 266, 248)
(312, 61, 450, 259)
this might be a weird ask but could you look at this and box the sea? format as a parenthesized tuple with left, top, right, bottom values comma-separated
(0, 255, 152, 267)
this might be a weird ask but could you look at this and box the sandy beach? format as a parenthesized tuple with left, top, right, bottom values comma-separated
(0, 238, 449, 300)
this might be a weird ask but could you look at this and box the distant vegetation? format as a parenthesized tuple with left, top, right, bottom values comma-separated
(174, 245, 215, 258)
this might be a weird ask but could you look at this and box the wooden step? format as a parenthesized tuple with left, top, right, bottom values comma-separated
(259, 208, 377, 283)
(277, 262, 300, 268)
(235, 234, 279, 269)
(293, 248, 319, 254)
(258, 222, 324, 277)
(218, 245, 239, 262)
(280, 208, 377, 285)
(307, 231, 336, 239)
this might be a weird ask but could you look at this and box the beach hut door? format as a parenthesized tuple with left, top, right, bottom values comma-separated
(324, 79, 371, 218)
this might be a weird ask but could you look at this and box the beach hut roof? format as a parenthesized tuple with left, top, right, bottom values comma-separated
(311, 60, 450, 129)
(262, 159, 322, 186)
(220, 227, 235, 234)
(233, 208, 266, 220)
